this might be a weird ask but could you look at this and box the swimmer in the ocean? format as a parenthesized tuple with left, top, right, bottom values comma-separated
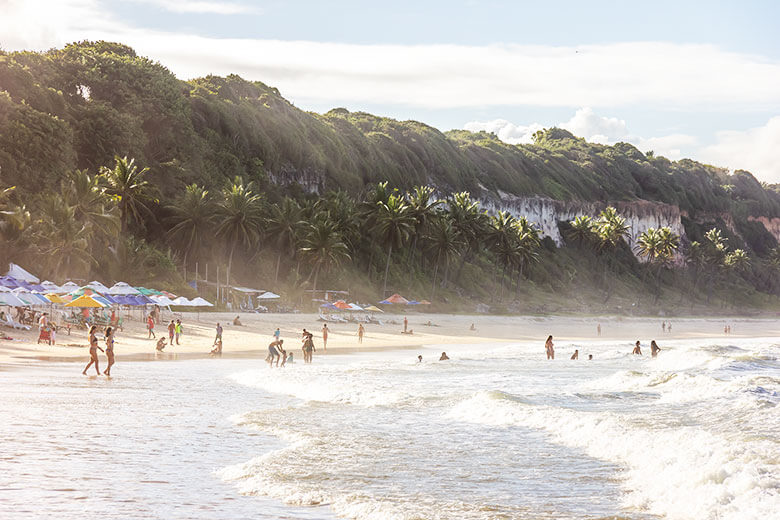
(439, 352, 449, 361)
(571, 349, 578, 360)
(632, 341, 642, 355)
(417, 355, 423, 363)
(650, 340, 661, 357)
(545, 335, 554, 360)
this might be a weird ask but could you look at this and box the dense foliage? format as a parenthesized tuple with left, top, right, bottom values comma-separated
(2, 41, 780, 313)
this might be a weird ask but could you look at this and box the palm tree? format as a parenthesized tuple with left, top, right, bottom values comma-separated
(566, 215, 595, 247)
(447, 191, 488, 283)
(406, 185, 441, 266)
(62, 169, 119, 241)
(266, 197, 305, 283)
(166, 184, 216, 270)
(299, 216, 350, 293)
(374, 193, 415, 297)
(512, 217, 541, 297)
(487, 211, 517, 299)
(424, 214, 463, 299)
(594, 207, 629, 302)
(100, 156, 155, 233)
(33, 194, 94, 279)
(636, 227, 680, 302)
(214, 178, 264, 292)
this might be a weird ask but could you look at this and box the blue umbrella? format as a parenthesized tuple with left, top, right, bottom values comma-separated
(378, 299, 392, 304)
(320, 302, 339, 310)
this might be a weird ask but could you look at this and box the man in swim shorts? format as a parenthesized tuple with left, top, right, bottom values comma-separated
(268, 339, 281, 367)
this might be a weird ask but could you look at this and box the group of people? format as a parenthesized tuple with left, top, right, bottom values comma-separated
(152, 318, 184, 351)
(81, 325, 116, 376)
(545, 335, 662, 360)
(661, 321, 673, 333)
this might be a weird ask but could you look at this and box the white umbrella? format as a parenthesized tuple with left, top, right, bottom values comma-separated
(107, 282, 141, 295)
(172, 296, 192, 306)
(40, 280, 62, 293)
(190, 297, 214, 307)
(152, 295, 176, 306)
(0, 292, 28, 306)
(257, 291, 280, 300)
(347, 303, 364, 311)
(60, 281, 80, 292)
(6, 263, 40, 283)
(86, 280, 110, 293)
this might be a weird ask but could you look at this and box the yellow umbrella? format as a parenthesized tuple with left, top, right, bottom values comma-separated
(65, 295, 105, 308)
(363, 305, 384, 313)
(46, 293, 66, 304)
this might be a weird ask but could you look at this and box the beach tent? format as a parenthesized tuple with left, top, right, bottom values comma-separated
(107, 282, 141, 295)
(347, 303, 364, 311)
(363, 305, 384, 313)
(65, 295, 106, 308)
(190, 297, 214, 307)
(172, 296, 192, 306)
(379, 293, 409, 305)
(257, 291, 280, 300)
(333, 300, 351, 310)
(6, 263, 39, 284)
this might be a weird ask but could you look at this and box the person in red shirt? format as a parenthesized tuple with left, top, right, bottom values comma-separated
(147, 314, 155, 339)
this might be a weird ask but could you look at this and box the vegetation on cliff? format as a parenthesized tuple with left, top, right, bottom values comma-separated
(2, 41, 780, 313)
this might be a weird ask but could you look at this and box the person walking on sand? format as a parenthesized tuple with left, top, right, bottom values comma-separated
(662, 321, 666, 333)
(358, 323, 365, 344)
(104, 327, 115, 376)
(147, 314, 155, 339)
(545, 335, 554, 360)
(404, 316, 408, 333)
(632, 341, 642, 355)
(321, 323, 329, 350)
(215, 322, 223, 344)
(82, 325, 104, 375)
(168, 320, 175, 344)
(175, 319, 183, 345)
(651, 340, 661, 357)
(571, 349, 579, 360)
(597, 323, 601, 337)
(274, 327, 281, 341)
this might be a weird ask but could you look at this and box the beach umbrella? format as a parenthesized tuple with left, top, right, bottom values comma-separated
(86, 280, 110, 293)
(380, 293, 409, 305)
(347, 303, 364, 311)
(320, 302, 339, 311)
(40, 281, 62, 293)
(0, 292, 28, 306)
(0, 286, 9, 292)
(257, 291, 281, 300)
(65, 295, 106, 308)
(363, 305, 384, 313)
(46, 294, 66, 304)
(150, 295, 175, 306)
(107, 282, 141, 295)
(6, 263, 39, 283)
(172, 296, 192, 306)
(60, 281, 79, 292)
(406, 300, 421, 305)
(190, 297, 214, 307)
(333, 300, 351, 310)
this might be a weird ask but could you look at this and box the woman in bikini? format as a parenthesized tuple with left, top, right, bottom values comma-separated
(104, 327, 115, 376)
(545, 335, 555, 360)
(82, 325, 104, 375)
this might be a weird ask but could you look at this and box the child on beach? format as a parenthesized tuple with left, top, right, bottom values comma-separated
(147, 315, 155, 339)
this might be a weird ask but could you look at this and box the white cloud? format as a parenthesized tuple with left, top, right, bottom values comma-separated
(699, 116, 780, 182)
(2, 1, 780, 111)
(463, 119, 543, 144)
(127, 0, 258, 15)
(464, 108, 699, 162)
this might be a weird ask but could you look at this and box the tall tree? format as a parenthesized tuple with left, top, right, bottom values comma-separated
(300, 216, 350, 294)
(512, 217, 541, 297)
(100, 156, 154, 233)
(266, 196, 305, 283)
(636, 226, 680, 302)
(374, 193, 415, 297)
(406, 185, 441, 266)
(214, 178, 264, 291)
(447, 191, 487, 283)
(424, 213, 463, 300)
(166, 184, 216, 270)
(594, 207, 629, 302)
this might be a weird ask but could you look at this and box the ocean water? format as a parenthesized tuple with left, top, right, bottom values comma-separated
(1, 337, 778, 519)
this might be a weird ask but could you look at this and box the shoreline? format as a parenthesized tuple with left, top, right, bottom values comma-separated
(2, 311, 778, 370)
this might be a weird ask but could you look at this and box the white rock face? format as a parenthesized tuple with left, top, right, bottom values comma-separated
(480, 193, 686, 252)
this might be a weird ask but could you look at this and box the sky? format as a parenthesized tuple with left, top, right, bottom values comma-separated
(2, 0, 780, 181)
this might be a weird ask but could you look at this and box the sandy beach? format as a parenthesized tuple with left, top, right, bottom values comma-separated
(2, 310, 778, 368)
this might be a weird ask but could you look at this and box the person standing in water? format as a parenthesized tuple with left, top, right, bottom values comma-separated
(267, 339, 281, 367)
(439, 352, 449, 360)
(82, 325, 104, 375)
(650, 340, 661, 357)
(321, 323, 329, 350)
(545, 335, 554, 360)
(103, 327, 115, 376)
(357, 323, 364, 344)
(571, 349, 579, 360)
(632, 341, 642, 355)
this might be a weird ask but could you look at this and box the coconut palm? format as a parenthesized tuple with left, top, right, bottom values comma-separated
(374, 193, 415, 297)
(512, 217, 541, 296)
(566, 215, 595, 246)
(33, 194, 94, 279)
(487, 211, 517, 298)
(166, 184, 216, 269)
(299, 216, 350, 293)
(62, 169, 119, 241)
(593, 207, 629, 302)
(447, 191, 488, 282)
(637, 227, 680, 302)
(266, 196, 306, 283)
(406, 185, 441, 265)
(100, 156, 154, 233)
(424, 214, 463, 299)
(214, 178, 264, 290)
